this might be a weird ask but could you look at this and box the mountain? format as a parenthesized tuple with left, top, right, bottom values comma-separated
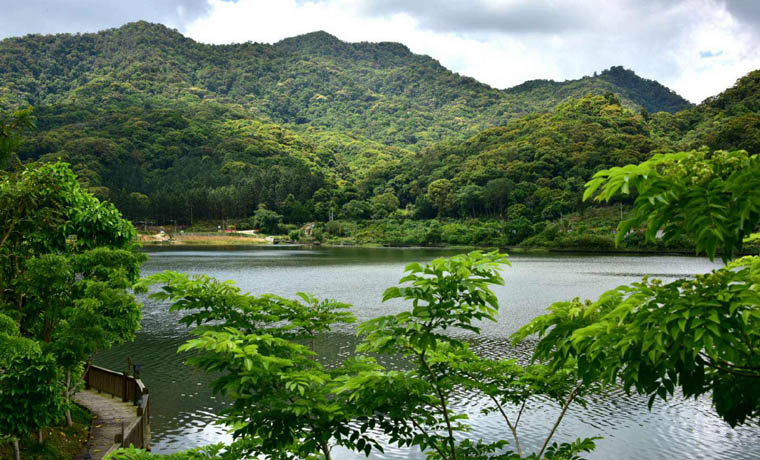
(506, 66, 691, 114)
(2, 20, 752, 248)
(0, 21, 692, 150)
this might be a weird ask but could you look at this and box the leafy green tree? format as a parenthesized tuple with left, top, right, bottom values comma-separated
(0, 106, 34, 169)
(516, 148, 760, 427)
(18, 249, 143, 425)
(136, 272, 377, 460)
(341, 199, 371, 220)
(339, 252, 599, 460)
(414, 194, 437, 219)
(0, 162, 143, 427)
(251, 205, 283, 234)
(281, 193, 312, 224)
(426, 179, 454, 217)
(483, 178, 512, 217)
(454, 184, 484, 218)
(127, 192, 151, 223)
(0, 313, 63, 460)
(370, 192, 400, 219)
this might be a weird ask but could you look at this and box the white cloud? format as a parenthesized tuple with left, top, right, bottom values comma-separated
(0, 0, 210, 38)
(1, 0, 757, 103)
(181, 0, 760, 103)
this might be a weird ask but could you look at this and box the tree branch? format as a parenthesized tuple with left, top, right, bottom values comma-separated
(489, 395, 522, 458)
(411, 417, 449, 460)
(514, 398, 527, 429)
(0, 217, 17, 252)
(538, 385, 581, 459)
(420, 352, 457, 460)
(699, 353, 760, 378)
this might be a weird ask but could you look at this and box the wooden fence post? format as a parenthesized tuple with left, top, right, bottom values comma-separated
(122, 371, 128, 402)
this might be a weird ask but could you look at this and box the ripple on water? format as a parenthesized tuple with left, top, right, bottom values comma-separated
(96, 249, 755, 459)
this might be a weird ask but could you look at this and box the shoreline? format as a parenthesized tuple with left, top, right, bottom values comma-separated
(137, 237, 707, 257)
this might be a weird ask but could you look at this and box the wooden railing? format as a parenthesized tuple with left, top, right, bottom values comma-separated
(84, 364, 151, 452)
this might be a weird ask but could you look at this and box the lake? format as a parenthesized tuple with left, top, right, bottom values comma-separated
(95, 247, 760, 459)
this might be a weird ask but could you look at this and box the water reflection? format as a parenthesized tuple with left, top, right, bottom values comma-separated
(96, 247, 758, 459)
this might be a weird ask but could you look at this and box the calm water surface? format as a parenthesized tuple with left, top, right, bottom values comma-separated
(96, 247, 759, 459)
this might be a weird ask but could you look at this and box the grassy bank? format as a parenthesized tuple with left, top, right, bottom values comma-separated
(138, 232, 272, 247)
(135, 210, 760, 255)
(0, 404, 91, 460)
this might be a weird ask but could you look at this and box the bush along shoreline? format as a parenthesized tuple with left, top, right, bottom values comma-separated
(142, 206, 760, 256)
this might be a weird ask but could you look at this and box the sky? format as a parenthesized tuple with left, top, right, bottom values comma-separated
(1, 0, 759, 103)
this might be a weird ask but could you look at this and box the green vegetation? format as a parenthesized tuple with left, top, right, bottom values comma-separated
(0, 21, 714, 248)
(0, 105, 33, 168)
(136, 273, 369, 460)
(345, 252, 599, 460)
(0, 22, 689, 151)
(1, 19, 759, 460)
(117, 251, 598, 460)
(0, 161, 142, 458)
(517, 148, 760, 427)
(0, 403, 91, 460)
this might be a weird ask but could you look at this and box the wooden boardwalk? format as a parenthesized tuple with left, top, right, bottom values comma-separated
(74, 389, 147, 459)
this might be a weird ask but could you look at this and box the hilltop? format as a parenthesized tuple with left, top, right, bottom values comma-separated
(3, 21, 755, 250)
(0, 21, 692, 148)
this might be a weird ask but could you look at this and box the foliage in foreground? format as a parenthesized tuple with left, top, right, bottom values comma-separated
(340, 252, 599, 460)
(135, 272, 373, 460)
(516, 148, 760, 427)
(0, 161, 144, 458)
(124, 251, 598, 460)
(0, 403, 91, 460)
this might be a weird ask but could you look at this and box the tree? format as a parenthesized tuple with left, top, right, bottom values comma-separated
(127, 192, 151, 222)
(0, 106, 34, 169)
(281, 193, 312, 224)
(341, 199, 371, 220)
(426, 179, 454, 217)
(0, 161, 143, 427)
(18, 249, 143, 425)
(0, 314, 63, 460)
(251, 205, 283, 234)
(339, 252, 599, 460)
(454, 184, 483, 218)
(483, 178, 512, 217)
(516, 148, 760, 427)
(370, 192, 400, 218)
(136, 272, 378, 460)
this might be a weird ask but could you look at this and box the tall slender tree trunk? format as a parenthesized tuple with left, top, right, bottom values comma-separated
(65, 367, 73, 427)
(13, 438, 20, 460)
(37, 430, 43, 444)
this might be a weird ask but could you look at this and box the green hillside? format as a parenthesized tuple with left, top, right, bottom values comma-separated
(2, 21, 756, 249)
(1, 21, 691, 150)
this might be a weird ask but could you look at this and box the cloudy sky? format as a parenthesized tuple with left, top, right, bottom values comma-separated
(2, 0, 759, 103)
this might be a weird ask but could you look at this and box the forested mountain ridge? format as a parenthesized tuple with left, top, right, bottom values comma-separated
(0, 21, 692, 150)
(506, 66, 692, 114)
(3, 21, 757, 246)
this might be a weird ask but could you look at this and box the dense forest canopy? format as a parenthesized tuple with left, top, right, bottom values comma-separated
(0, 21, 757, 238)
(0, 21, 691, 148)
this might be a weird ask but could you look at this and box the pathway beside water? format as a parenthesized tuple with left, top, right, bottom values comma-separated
(74, 390, 141, 459)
